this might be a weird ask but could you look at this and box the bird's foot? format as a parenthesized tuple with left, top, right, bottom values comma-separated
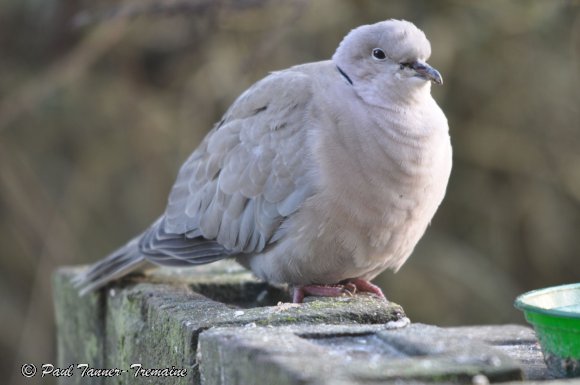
(292, 278, 386, 303)
(346, 278, 386, 299)
(292, 284, 354, 303)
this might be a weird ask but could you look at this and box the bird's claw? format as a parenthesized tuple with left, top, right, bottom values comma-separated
(292, 279, 386, 303)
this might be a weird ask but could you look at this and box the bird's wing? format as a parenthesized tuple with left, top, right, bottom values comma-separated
(142, 69, 317, 266)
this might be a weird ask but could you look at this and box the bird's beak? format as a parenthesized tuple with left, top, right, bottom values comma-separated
(410, 61, 443, 85)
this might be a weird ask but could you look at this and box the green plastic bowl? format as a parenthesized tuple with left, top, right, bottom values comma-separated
(515, 283, 580, 378)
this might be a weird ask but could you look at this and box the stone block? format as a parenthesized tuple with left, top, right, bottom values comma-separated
(445, 325, 553, 381)
(52, 269, 105, 385)
(52, 261, 405, 385)
(198, 323, 525, 385)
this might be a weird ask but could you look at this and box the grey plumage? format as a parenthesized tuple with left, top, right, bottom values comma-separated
(75, 19, 452, 296)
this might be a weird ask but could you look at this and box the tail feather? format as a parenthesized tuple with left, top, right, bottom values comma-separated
(73, 217, 231, 295)
(74, 237, 147, 295)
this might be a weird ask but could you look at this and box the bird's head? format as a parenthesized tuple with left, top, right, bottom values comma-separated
(333, 20, 442, 106)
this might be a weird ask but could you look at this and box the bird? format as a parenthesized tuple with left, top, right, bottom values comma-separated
(74, 19, 452, 303)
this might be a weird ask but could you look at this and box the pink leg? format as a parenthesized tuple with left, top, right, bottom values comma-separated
(347, 278, 386, 299)
(292, 279, 386, 303)
(292, 284, 354, 303)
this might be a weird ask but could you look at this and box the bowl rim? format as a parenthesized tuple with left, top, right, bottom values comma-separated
(514, 282, 580, 320)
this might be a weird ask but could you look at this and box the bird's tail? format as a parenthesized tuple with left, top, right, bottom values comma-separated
(72, 237, 147, 295)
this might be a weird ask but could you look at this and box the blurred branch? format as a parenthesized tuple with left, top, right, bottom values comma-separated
(0, 0, 279, 136)
(0, 141, 82, 385)
(72, 0, 271, 27)
(0, 143, 79, 265)
(0, 21, 127, 135)
(239, 1, 307, 72)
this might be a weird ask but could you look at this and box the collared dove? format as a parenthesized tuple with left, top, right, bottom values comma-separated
(74, 19, 452, 303)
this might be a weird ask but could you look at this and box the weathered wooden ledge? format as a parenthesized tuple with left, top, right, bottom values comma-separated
(53, 261, 569, 385)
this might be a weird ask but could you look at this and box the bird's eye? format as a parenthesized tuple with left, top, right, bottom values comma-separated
(372, 48, 386, 60)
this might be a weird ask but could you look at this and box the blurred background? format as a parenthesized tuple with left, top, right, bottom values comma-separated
(1, 0, 579, 382)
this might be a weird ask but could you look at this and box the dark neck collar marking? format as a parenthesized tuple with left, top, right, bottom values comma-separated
(336, 66, 353, 85)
